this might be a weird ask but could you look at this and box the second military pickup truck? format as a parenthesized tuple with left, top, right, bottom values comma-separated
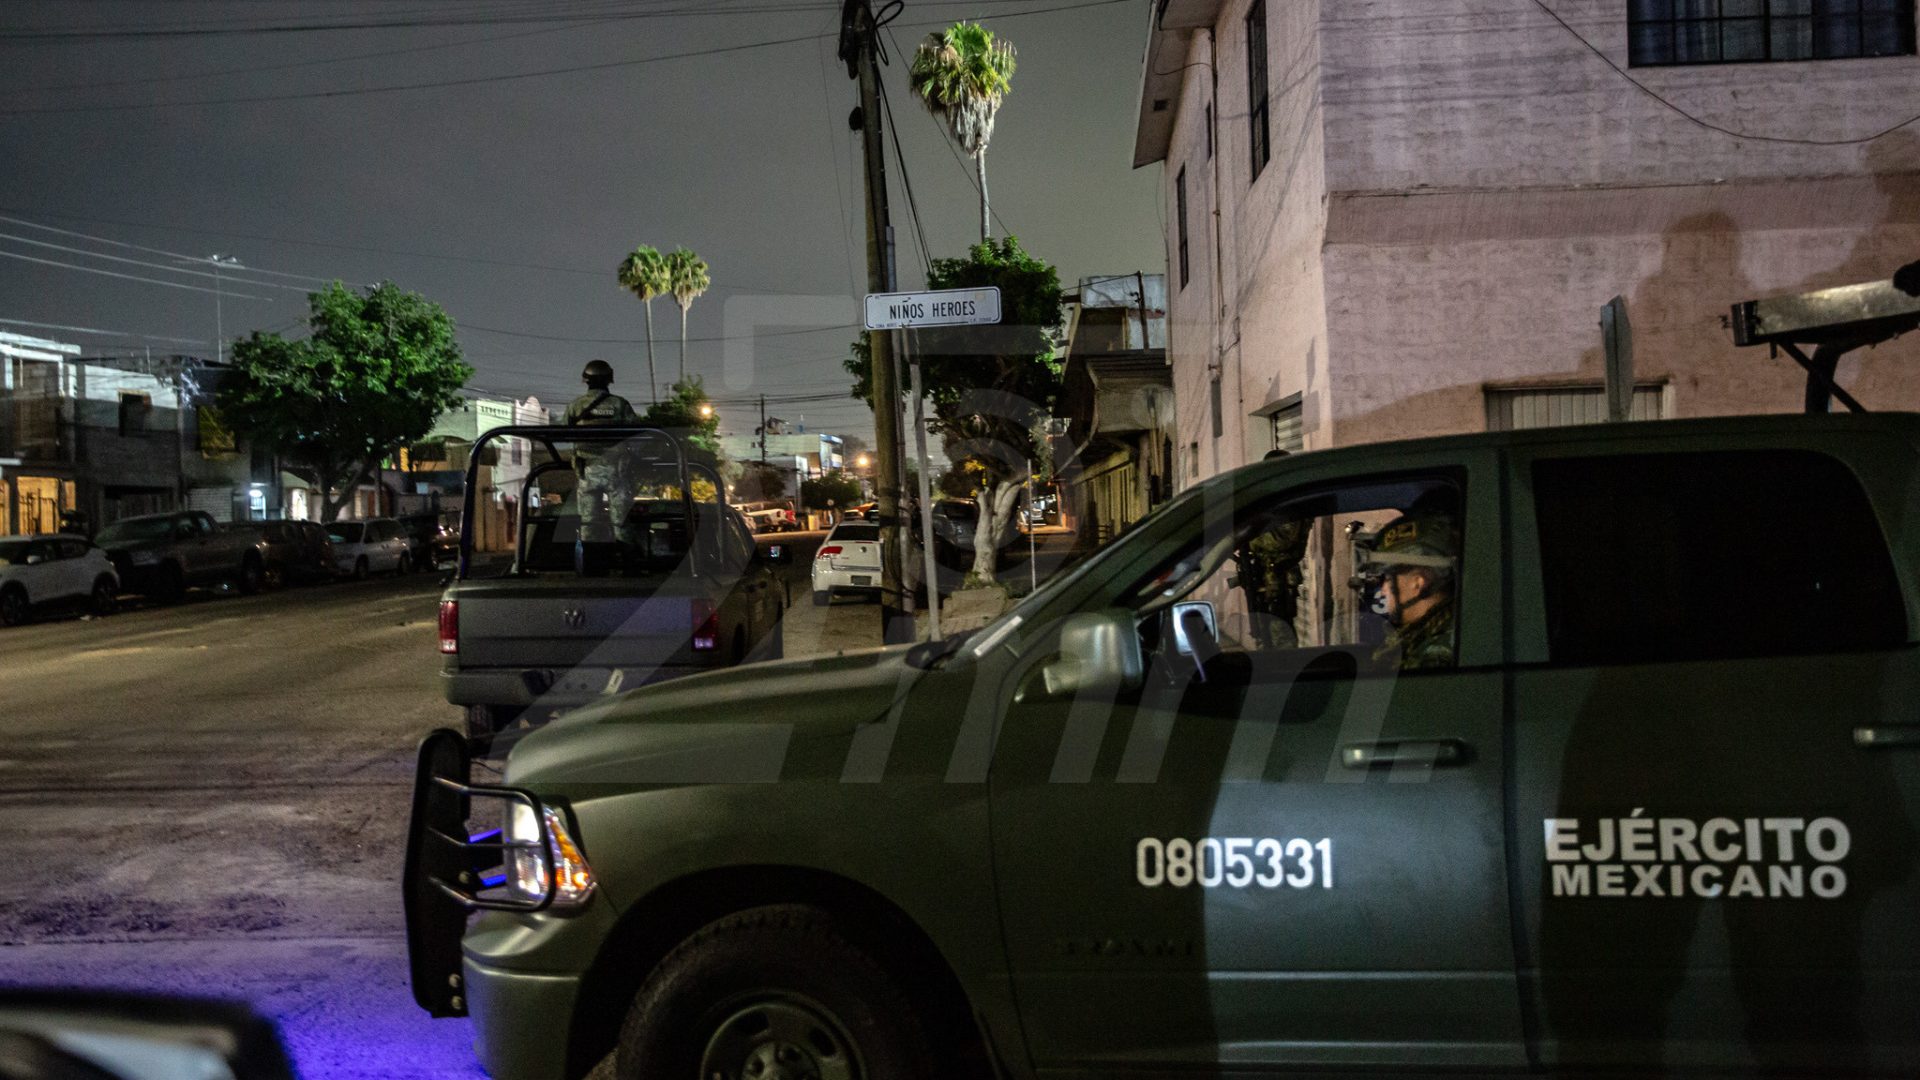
(408, 411, 1920, 1080)
(436, 425, 791, 752)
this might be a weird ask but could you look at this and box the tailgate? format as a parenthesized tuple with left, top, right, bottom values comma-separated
(452, 578, 703, 669)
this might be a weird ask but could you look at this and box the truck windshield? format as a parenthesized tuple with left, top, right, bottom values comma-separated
(96, 518, 178, 544)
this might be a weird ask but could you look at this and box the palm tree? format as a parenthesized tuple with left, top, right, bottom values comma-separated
(616, 245, 670, 402)
(665, 247, 711, 382)
(909, 21, 1016, 243)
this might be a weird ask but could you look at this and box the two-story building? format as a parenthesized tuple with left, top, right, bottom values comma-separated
(1137, 0, 1920, 480)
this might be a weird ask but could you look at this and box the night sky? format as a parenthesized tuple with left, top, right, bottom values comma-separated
(0, 0, 1164, 443)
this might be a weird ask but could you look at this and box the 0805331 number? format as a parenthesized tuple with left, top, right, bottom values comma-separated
(1135, 836, 1333, 889)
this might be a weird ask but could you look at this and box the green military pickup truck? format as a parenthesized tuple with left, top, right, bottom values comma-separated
(406, 413, 1920, 1079)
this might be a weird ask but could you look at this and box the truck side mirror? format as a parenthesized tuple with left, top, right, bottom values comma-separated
(1042, 610, 1145, 698)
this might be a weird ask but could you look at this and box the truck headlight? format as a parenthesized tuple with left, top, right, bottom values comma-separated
(504, 801, 595, 909)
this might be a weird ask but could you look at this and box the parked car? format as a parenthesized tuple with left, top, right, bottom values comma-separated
(810, 520, 882, 605)
(326, 518, 413, 578)
(930, 498, 1021, 566)
(397, 513, 459, 570)
(95, 511, 269, 601)
(236, 520, 336, 586)
(0, 534, 119, 626)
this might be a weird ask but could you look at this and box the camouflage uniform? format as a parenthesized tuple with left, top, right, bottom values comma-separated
(1358, 516, 1459, 671)
(1380, 596, 1456, 670)
(1238, 518, 1310, 648)
(565, 391, 641, 545)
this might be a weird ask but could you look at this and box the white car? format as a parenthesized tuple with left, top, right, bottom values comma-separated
(326, 518, 413, 579)
(810, 521, 882, 605)
(0, 534, 120, 626)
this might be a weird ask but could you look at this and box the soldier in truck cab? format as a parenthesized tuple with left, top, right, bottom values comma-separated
(1355, 514, 1458, 670)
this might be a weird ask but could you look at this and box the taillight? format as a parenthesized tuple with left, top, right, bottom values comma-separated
(817, 545, 842, 559)
(439, 600, 458, 654)
(692, 598, 719, 652)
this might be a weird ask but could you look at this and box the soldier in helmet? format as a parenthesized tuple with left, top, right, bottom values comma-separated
(566, 360, 642, 550)
(1355, 515, 1459, 670)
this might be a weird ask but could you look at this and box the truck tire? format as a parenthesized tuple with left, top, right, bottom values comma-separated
(0, 585, 28, 627)
(352, 557, 369, 581)
(616, 904, 935, 1080)
(237, 554, 264, 595)
(89, 575, 118, 616)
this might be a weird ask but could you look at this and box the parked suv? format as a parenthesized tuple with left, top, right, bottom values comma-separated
(407, 413, 1920, 1080)
(0, 534, 119, 626)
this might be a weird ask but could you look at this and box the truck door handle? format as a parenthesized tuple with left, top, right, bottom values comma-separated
(1854, 725, 1920, 749)
(1341, 739, 1470, 770)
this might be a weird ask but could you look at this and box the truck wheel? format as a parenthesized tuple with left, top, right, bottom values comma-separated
(89, 576, 118, 616)
(465, 705, 515, 757)
(616, 905, 935, 1080)
(237, 555, 263, 595)
(353, 557, 369, 581)
(0, 585, 28, 627)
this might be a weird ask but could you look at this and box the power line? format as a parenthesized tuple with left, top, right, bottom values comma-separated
(0, 0, 1130, 116)
(1527, 0, 1920, 146)
(0, 206, 822, 295)
(0, 12, 630, 98)
(877, 73, 933, 280)
(0, 249, 275, 299)
(0, 213, 336, 284)
(0, 317, 209, 346)
(0, 3, 850, 40)
(0, 231, 314, 292)
(457, 321, 860, 344)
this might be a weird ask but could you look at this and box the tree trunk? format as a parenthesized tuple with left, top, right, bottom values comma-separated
(976, 150, 991, 243)
(643, 300, 659, 403)
(969, 479, 1023, 581)
(322, 461, 375, 522)
(679, 303, 689, 383)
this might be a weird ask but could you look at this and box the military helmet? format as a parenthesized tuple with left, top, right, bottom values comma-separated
(1357, 515, 1457, 574)
(582, 359, 614, 389)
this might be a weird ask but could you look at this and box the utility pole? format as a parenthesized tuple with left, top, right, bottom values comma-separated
(209, 254, 241, 364)
(759, 394, 767, 463)
(841, 0, 911, 644)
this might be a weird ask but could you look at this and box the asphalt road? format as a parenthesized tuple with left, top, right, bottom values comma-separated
(0, 526, 1074, 1077)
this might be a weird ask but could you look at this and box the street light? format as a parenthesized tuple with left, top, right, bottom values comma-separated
(698, 403, 714, 419)
(208, 254, 242, 364)
(856, 453, 871, 469)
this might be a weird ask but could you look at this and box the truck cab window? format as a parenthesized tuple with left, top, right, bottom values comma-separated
(1534, 450, 1905, 664)
(1120, 477, 1464, 673)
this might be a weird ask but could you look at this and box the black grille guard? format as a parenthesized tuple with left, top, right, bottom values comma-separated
(402, 729, 558, 1017)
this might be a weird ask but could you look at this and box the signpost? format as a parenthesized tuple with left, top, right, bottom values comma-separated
(864, 286, 1003, 642)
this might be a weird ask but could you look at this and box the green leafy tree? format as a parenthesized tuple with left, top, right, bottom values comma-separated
(846, 236, 1062, 579)
(641, 376, 721, 455)
(732, 460, 789, 503)
(801, 470, 863, 513)
(616, 245, 670, 403)
(909, 21, 1016, 242)
(666, 246, 711, 383)
(219, 281, 471, 522)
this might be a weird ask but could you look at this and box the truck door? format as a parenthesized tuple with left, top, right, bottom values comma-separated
(1507, 438, 1920, 1074)
(988, 453, 1525, 1074)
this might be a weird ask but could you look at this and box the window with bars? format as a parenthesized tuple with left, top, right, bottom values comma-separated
(1176, 167, 1191, 289)
(1629, 0, 1915, 66)
(1246, 0, 1270, 178)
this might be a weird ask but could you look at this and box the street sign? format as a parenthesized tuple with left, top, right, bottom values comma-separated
(863, 287, 1002, 330)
